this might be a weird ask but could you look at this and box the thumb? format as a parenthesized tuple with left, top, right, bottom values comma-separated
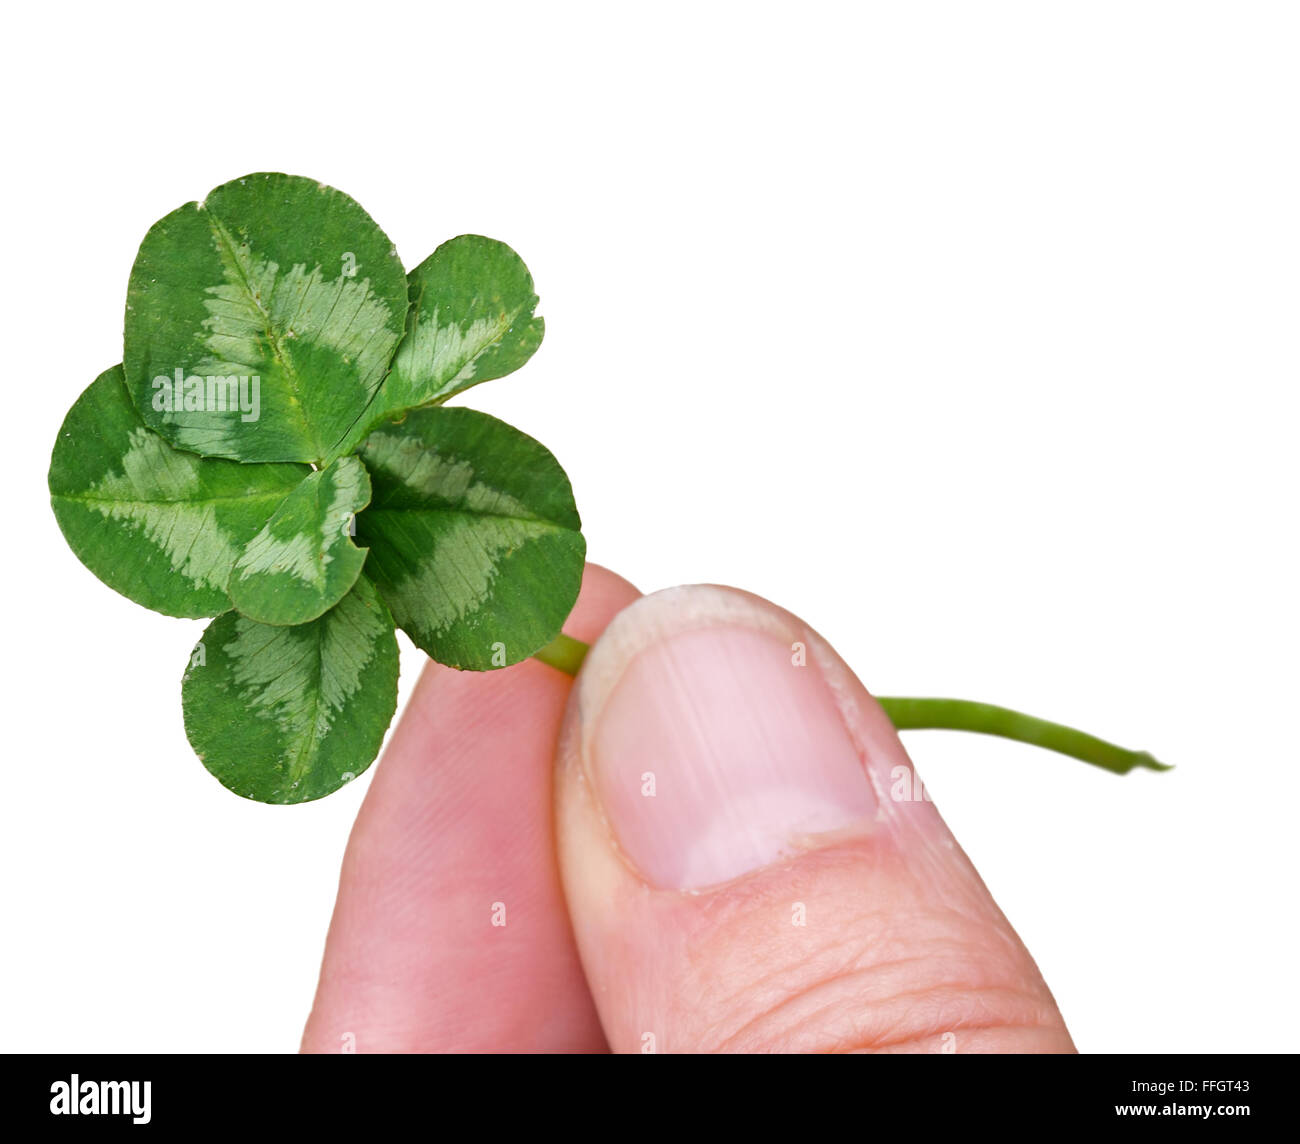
(554, 585, 1075, 1054)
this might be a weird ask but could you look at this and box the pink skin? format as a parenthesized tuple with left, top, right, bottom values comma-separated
(302, 565, 1073, 1053)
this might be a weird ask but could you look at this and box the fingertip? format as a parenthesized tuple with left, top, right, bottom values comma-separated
(564, 563, 641, 643)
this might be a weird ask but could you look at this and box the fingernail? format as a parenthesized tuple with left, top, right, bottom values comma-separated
(586, 599, 876, 890)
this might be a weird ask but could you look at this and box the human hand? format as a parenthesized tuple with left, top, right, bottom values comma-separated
(301, 565, 1073, 1053)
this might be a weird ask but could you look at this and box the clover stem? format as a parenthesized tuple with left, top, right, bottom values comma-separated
(875, 697, 1170, 775)
(531, 632, 591, 675)
(532, 637, 1168, 775)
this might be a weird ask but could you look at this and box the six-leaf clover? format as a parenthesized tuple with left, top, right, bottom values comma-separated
(50, 173, 584, 803)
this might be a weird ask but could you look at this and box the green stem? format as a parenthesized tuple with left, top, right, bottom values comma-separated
(875, 697, 1169, 775)
(532, 632, 591, 675)
(532, 636, 1168, 776)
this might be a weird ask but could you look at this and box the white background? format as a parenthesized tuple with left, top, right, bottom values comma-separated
(3, 1, 1296, 1052)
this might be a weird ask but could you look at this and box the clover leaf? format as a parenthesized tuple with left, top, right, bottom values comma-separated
(124, 173, 409, 465)
(370, 234, 545, 422)
(357, 406, 584, 670)
(183, 576, 399, 803)
(227, 455, 371, 626)
(50, 365, 309, 618)
(50, 171, 1167, 807)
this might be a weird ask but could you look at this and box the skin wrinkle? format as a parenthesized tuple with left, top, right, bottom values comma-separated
(867, 1022, 1072, 1055)
(717, 917, 1056, 1051)
(664, 843, 1063, 1052)
(692, 879, 1069, 1052)
(714, 975, 1057, 1055)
